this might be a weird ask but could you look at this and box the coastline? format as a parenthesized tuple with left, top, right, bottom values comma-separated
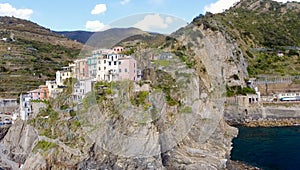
(227, 118, 300, 127)
(227, 160, 261, 170)
(225, 102, 300, 127)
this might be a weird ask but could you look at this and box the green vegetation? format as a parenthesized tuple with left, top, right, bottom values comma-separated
(246, 52, 300, 76)
(33, 140, 57, 153)
(0, 17, 82, 98)
(173, 47, 195, 69)
(154, 70, 180, 106)
(179, 106, 193, 114)
(226, 86, 256, 97)
(82, 92, 97, 109)
(130, 91, 149, 106)
(192, 0, 300, 77)
(153, 60, 170, 67)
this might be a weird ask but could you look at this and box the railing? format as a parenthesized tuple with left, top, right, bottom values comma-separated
(253, 76, 300, 85)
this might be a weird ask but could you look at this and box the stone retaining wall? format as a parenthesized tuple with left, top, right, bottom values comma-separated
(225, 103, 300, 126)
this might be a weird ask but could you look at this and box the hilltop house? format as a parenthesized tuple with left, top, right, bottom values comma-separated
(112, 46, 124, 54)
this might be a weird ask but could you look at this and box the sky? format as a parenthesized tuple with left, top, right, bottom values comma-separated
(0, 0, 298, 34)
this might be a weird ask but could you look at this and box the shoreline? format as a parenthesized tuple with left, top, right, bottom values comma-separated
(227, 160, 261, 170)
(227, 118, 300, 127)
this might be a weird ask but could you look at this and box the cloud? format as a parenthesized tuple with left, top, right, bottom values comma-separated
(204, 0, 300, 14)
(165, 16, 173, 24)
(91, 4, 107, 15)
(120, 0, 131, 5)
(0, 3, 33, 19)
(85, 20, 110, 32)
(204, 0, 240, 14)
(133, 14, 175, 31)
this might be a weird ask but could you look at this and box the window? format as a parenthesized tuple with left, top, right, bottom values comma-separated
(119, 61, 121, 65)
(114, 61, 117, 65)
(109, 62, 111, 66)
(104, 67, 106, 70)
(104, 60, 106, 64)
(119, 69, 121, 73)
(99, 61, 101, 64)
(125, 68, 128, 72)
(99, 67, 101, 71)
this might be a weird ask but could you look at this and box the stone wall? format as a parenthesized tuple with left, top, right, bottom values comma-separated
(31, 102, 47, 117)
(225, 103, 300, 126)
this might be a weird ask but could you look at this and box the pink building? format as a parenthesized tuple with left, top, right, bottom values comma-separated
(74, 59, 89, 80)
(27, 89, 40, 100)
(118, 56, 137, 81)
(112, 46, 124, 54)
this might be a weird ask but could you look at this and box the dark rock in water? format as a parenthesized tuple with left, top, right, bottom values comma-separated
(227, 160, 261, 170)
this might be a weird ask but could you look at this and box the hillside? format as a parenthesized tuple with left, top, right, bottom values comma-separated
(0, 16, 83, 98)
(192, 0, 300, 76)
(54, 30, 94, 44)
(57, 27, 148, 48)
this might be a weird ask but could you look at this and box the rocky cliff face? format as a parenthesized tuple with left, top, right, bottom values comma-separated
(0, 15, 248, 169)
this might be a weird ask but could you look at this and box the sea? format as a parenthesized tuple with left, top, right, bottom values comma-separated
(231, 126, 300, 170)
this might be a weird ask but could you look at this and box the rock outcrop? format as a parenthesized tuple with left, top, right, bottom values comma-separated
(0, 13, 248, 170)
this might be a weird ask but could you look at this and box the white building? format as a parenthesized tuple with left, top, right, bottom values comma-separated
(96, 54, 108, 81)
(56, 67, 73, 86)
(46, 80, 58, 98)
(276, 92, 300, 100)
(106, 53, 120, 82)
(20, 93, 33, 120)
(72, 78, 95, 103)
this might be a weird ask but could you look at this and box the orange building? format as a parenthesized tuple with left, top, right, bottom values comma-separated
(39, 85, 49, 100)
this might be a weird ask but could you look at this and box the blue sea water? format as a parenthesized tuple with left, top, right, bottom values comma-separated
(231, 126, 300, 170)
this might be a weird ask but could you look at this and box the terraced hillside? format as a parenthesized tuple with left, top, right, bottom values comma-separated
(0, 17, 83, 98)
(192, 0, 300, 77)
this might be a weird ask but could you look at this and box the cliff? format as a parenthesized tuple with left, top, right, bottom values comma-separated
(0, 16, 249, 169)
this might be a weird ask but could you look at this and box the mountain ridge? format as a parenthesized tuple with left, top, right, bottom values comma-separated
(56, 27, 149, 48)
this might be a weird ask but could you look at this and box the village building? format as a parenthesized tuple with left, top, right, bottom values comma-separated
(27, 89, 40, 100)
(46, 80, 58, 98)
(20, 93, 33, 120)
(96, 54, 108, 81)
(39, 85, 50, 100)
(87, 55, 98, 78)
(112, 46, 124, 54)
(72, 78, 95, 103)
(0, 98, 18, 114)
(73, 59, 88, 80)
(118, 56, 137, 81)
(56, 66, 73, 86)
